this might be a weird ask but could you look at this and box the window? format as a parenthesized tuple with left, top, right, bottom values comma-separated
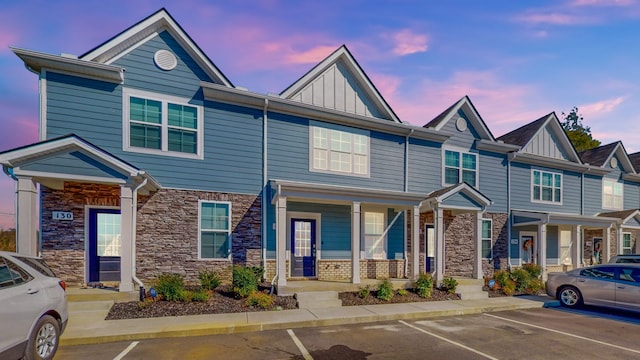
(559, 229, 572, 265)
(603, 179, 623, 210)
(481, 219, 492, 259)
(622, 233, 633, 255)
(124, 88, 203, 159)
(532, 170, 562, 203)
(580, 266, 614, 279)
(364, 212, 385, 259)
(444, 150, 477, 186)
(310, 126, 369, 176)
(199, 201, 231, 259)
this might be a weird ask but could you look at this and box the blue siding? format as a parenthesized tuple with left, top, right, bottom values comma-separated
(624, 180, 640, 211)
(479, 151, 507, 213)
(407, 138, 441, 193)
(623, 216, 640, 227)
(442, 192, 482, 209)
(21, 152, 127, 180)
(288, 202, 352, 259)
(387, 208, 405, 260)
(267, 113, 405, 191)
(583, 174, 601, 215)
(440, 112, 479, 150)
(509, 162, 580, 213)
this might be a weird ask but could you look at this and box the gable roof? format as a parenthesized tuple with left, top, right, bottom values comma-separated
(579, 141, 636, 173)
(497, 112, 582, 163)
(80, 8, 232, 87)
(279, 45, 399, 122)
(629, 152, 640, 172)
(423, 96, 496, 141)
(422, 182, 492, 211)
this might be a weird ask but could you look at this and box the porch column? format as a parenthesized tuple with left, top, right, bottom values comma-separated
(410, 205, 420, 279)
(276, 196, 288, 287)
(16, 177, 38, 256)
(119, 185, 133, 292)
(539, 223, 547, 281)
(473, 211, 483, 279)
(351, 202, 361, 284)
(604, 226, 611, 262)
(434, 207, 445, 284)
(571, 225, 581, 269)
(616, 226, 623, 256)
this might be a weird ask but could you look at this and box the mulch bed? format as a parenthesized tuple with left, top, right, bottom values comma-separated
(340, 288, 459, 306)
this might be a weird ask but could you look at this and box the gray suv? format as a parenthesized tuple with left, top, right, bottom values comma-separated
(609, 254, 640, 264)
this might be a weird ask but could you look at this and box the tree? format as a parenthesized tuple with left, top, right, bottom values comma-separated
(0, 228, 16, 252)
(560, 106, 601, 152)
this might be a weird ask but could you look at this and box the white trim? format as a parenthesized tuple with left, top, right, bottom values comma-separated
(84, 205, 119, 285)
(106, 32, 158, 65)
(602, 178, 624, 211)
(442, 147, 479, 188)
(40, 70, 47, 141)
(530, 169, 563, 205)
(122, 87, 204, 160)
(308, 125, 371, 178)
(520, 231, 537, 264)
(197, 200, 232, 261)
(12, 170, 127, 185)
(286, 211, 321, 277)
(481, 218, 492, 259)
(622, 232, 633, 254)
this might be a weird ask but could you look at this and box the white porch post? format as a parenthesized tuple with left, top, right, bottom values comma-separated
(351, 202, 361, 284)
(474, 211, 483, 279)
(571, 225, 581, 269)
(119, 185, 133, 292)
(604, 226, 611, 262)
(616, 226, 623, 256)
(276, 196, 288, 287)
(434, 207, 445, 284)
(410, 205, 420, 280)
(16, 177, 38, 256)
(539, 223, 547, 280)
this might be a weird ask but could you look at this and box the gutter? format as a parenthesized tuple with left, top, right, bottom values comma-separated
(131, 177, 147, 299)
(507, 154, 512, 270)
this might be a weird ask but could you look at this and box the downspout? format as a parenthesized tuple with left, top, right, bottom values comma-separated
(131, 178, 147, 300)
(270, 183, 282, 292)
(404, 129, 414, 192)
(262, 98, 269, 282)
(507, 153, 513, 269)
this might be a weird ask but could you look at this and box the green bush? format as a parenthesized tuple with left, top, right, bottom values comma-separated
(510, 268, 532, 292)
(376, 280, 394, 301)
(233, 266, 259, 298)
(493, 270, 511, 288)
(192, 289, 210, 302)
(522, 263, 542, 279)
(525, 278, 544, 294)
(441, 277, 458, 294)
(249, 266, 265, 282)
(415, 273, 433, 298)
(502, 279, 516, 296)
(155, 273, 185, 302)
(198, 270, 221, 291)
(180, 289, 193, 302)
(397, 288, 408, 296)
(357, 285, 371, 299)
(246, 291, 273, 309)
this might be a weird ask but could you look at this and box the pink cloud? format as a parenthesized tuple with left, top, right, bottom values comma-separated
(514, 12, 586, 25)
(388, 29, 429, 56)
(570, 0, 635, 7)
(578, 96, 627, 116)
(284, 45, 339, 64)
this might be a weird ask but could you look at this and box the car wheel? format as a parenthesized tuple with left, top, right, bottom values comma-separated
(25, 314, 60, 360)
(559, 286, 582, 308)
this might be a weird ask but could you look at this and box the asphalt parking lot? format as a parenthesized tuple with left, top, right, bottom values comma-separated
(57, 307, 640, 360)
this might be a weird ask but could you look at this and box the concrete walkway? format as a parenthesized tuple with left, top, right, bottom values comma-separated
(60, 294, 559, 346)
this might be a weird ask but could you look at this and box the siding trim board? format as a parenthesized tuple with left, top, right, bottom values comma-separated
(512, 210, 618, 228)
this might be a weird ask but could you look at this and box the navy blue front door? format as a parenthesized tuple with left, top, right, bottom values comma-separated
(88, 208, 121, 282)
(291, 219, 316, 277)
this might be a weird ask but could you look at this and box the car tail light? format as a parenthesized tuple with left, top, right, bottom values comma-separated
(58, 280, 66, 291)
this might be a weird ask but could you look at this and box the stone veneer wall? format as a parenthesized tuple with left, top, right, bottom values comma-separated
(581, 228, 640, 265)
(135, 189, 261, 285)
(40, 182, 121, 286)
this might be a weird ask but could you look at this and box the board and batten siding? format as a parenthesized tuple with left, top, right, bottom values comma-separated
(407, 138, 441, 193)
(509, 162, 581, 213)
(479, 151, 507, 213)
(267, 113, 405, 191)
(523, 125, 571, 161)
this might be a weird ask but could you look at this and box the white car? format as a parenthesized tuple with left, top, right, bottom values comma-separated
(0, 251, 68, 360)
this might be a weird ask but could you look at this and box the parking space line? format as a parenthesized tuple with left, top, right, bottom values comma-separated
(399, 320, 499, 360)
(113, 341, 139, 360)
(484, 313, 640, 355)
(287, 329, 313, 360)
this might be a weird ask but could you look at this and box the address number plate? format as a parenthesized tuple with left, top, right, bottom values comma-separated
(52, 211, 73, 220)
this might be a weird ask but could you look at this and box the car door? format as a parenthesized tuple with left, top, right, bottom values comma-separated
(615, 267, 640, 312)
(0, 256, 44, 354)
(577, 266, 617, 307)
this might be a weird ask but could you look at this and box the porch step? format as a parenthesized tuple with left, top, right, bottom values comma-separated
(295, 291, 342, 309)
(66, 287, 139, 303)
(452, 278, 488, 300)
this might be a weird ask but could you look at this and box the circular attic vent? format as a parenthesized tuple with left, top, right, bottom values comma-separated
(610, 157, 618, 168)
(456, 117, 468, 132)
(154, 50, 177, 71)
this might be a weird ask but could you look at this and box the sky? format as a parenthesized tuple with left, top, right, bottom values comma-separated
(2, 0, 640, 229)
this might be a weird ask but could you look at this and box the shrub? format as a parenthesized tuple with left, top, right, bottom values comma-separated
(198, 270, 221, 291)
(246, 291, 274, 309)
(522, 263, 542, 279)
(493, 270, 511, 288)
(155, 273, 185, 302)
(376, 280, 394, 301)
(233, 266, 259, 298)
(415, 273, 433, 298)
(137, 298, 155, 309)
(510, 268, 532, 292)
(192, 289, 210, 302)
(502, 279, 517, 296)
(397, 288, 408, 297)
(249, 266, 265, 282)
(357, 285, 371, 299)
(441, 277, 458, 294)
(525, 278, 544, 294)
(180, 289, 194, 302)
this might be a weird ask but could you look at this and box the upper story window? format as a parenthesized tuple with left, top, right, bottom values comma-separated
(310, 126, 369, 176)
(123, 88, 203, 159)
(199, 201, 231, 260)
(444, 149, 477, 187)
(532, 169, 562, 204)
(602, 179, 623, 210)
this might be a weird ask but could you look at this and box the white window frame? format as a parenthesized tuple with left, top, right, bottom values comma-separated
(309, 126, 370, 177)
(622, 232, 633, 254)
(362, 210, 387, 260)
(198, 200, 232, 260)
(531, 169, 562, 205)
(442, 147, 478, 187)
(559, 226, 572, 265)
(481, 219, 492, 259)
(602, 178, 624, 211)
(123, 88, 204, 159)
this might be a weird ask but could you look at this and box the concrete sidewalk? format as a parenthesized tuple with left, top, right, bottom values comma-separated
(60, 295, 559, 346)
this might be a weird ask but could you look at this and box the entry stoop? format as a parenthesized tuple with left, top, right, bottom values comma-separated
(295, 291, 342, 309)
(453, 278, 488, 300)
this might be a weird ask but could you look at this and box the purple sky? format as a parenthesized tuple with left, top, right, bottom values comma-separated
(2, 0, 640, 229)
